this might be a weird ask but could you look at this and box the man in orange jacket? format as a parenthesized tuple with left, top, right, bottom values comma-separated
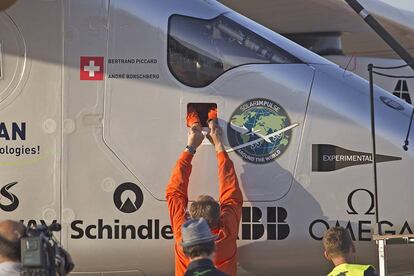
(166, 107, 243, 276)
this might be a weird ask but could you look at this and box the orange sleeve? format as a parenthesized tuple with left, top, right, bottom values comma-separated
(217, 151, 243, 237)
(166, 151, 193, 243)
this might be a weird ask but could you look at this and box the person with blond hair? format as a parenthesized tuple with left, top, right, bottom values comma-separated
(323, 227, 377, 276)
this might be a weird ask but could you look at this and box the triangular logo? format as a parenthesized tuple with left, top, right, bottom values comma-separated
(393, 80, 412, 104)
(312, 144, 401, 172)
(120, 197, 138, 213)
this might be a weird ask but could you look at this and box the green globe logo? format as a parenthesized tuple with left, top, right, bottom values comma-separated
(227, 98, 291, 164)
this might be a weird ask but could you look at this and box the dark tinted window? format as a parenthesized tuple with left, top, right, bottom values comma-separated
(168, 14, 301, 87)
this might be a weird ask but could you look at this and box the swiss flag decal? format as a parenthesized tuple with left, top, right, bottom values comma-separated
(80, 56, 104, 80)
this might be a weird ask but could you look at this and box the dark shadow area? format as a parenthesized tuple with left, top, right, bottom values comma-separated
(236, 160, 329, 275)
(0, 0, 17, 11)
(234, 160, 414, 275)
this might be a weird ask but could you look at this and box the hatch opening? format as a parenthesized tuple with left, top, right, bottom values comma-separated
(187, 103, 218, 127)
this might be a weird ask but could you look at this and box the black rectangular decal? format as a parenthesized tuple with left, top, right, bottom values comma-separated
(312, 144, 401, 172)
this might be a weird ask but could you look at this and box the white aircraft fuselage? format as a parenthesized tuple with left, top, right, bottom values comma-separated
(327, 55, 414, 106)
(0, 0, 413, 275)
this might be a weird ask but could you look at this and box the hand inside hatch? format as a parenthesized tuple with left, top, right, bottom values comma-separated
(187, 103, 218, 128)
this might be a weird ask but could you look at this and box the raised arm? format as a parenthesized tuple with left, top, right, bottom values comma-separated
(166, 123, 204, 242)
(217, 151, 243, 226)
(207, 120, 243, 237)
(166, 151, 193, 242)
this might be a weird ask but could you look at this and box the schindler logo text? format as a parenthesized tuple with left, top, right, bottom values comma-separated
(71, 219, 173, 240)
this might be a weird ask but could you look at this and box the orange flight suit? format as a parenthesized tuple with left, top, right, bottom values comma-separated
(166, 150, 242, 276)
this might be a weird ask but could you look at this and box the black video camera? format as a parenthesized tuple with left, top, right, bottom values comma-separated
(20, 222, 74, 276)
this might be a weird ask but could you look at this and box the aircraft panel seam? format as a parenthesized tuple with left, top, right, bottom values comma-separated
(291, 66, 316, 184)
(100, 0, 163, 203)
(59, 0, 65, 243)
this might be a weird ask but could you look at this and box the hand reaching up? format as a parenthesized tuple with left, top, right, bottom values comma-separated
(187, 123, 204, 153)
(207, 120, 225, 153)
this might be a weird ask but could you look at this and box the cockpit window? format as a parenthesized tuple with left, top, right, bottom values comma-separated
(168, 14, 302, 87)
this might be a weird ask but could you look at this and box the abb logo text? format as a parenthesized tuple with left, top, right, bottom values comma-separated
(241, 207, 290, 240)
